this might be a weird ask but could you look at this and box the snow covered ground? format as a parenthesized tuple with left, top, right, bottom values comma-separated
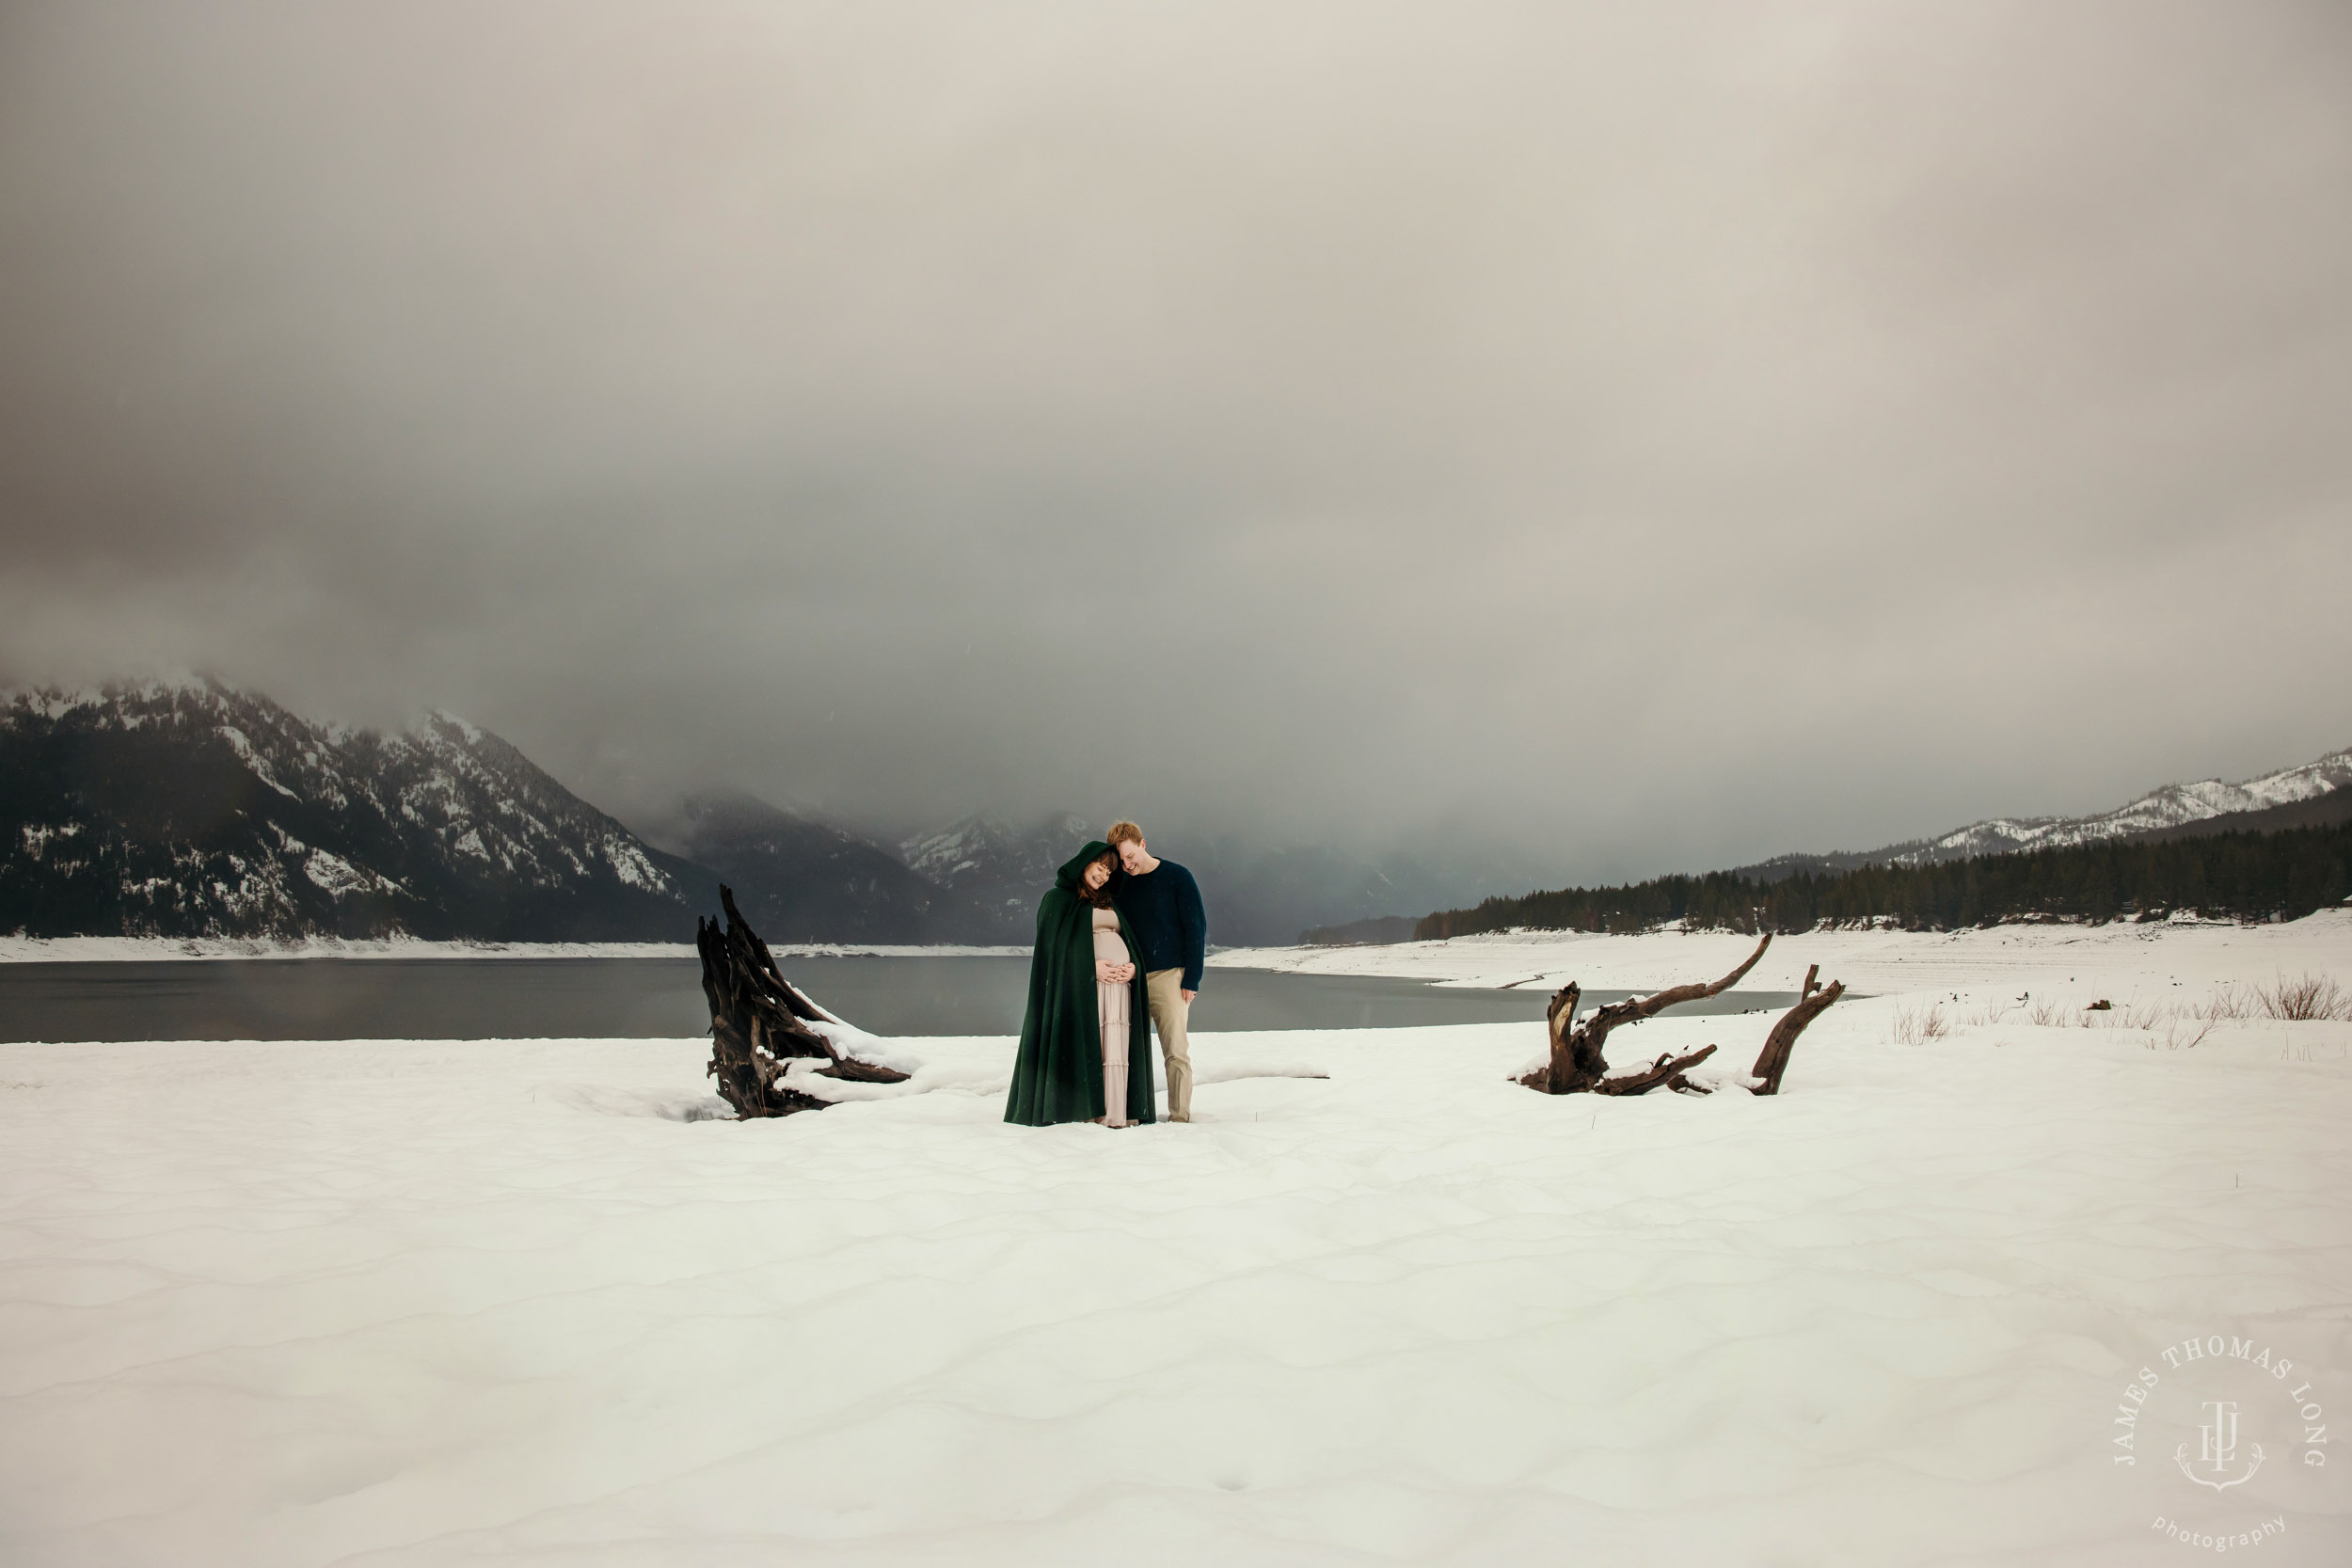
(4, 915, 2349, 1564)
(1216, 907, 2352, 1003)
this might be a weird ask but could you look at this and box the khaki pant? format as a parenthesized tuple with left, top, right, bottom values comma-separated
(1145, 967, 1194, 1121)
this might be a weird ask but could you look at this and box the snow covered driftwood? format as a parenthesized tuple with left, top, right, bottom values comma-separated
(696, 885, 909, 1118)
(1517, 933, 1845, 1098)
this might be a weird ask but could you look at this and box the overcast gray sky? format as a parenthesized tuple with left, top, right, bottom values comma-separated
(3, 0, 2347, 879)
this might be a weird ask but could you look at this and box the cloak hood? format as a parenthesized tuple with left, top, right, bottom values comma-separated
(1056, 840, 1118, 897)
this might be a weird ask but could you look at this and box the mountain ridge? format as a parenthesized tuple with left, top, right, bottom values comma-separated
(1732, 746, 2352, 884)
(1, 680, 716, 941)
(16, 680, 2337, 947)
(0, 680, 1498, 947)
(899, 812, 1096, 940)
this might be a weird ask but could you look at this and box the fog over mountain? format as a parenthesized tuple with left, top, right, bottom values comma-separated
(3, 2, 2349, 887)
(0, 680, 1521, 945)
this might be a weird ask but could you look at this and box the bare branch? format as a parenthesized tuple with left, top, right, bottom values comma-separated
(1595, 1043, 1718, 1097)
(1747, 979, 1843, 1096)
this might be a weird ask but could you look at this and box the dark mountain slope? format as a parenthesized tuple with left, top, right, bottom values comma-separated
(668, 791, 975, 942)
(899, 813, 1094, 941)
(1, 682, 713, 941)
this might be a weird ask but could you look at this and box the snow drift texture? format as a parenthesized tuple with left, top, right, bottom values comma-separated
(2, 914, 2348, 1564)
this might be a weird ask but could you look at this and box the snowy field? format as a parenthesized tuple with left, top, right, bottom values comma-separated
(4, 916, 2349, 1564)
(1216, 906, 2352, 1003)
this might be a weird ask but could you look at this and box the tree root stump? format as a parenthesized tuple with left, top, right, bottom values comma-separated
(1514, 932, 1844, 1099)
(697, 884, 910, 1118)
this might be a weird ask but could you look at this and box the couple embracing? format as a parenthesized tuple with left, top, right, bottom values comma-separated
(1004, 820, 1205, 1129)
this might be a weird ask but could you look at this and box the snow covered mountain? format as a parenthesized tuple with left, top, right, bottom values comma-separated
(1899, 747, 2352, 862)
(0, 681, 715, 941)
(1738, 745, 2352, 883)
(900, 812, 1095, 939)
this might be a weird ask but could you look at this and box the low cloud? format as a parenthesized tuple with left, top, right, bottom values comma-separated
(4, 1, 2348, 878)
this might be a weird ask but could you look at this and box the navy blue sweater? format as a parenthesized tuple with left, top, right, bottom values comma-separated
(1119, 859, 1206, 990)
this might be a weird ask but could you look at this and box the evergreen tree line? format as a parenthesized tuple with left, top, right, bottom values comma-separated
(1413, 822, 2352, 939)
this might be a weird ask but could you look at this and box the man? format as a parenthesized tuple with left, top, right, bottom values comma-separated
(1106, 819, 1204, 1123)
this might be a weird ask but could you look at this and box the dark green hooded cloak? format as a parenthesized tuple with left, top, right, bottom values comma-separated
(1004, 840, 1158, 1127)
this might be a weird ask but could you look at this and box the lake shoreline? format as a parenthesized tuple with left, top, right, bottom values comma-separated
(0, 951, 1798, 1043)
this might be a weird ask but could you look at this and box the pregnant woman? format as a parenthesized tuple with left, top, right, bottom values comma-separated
(1004, 840, 1158, 1128)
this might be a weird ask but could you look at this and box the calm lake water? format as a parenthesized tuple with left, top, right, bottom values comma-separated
(0, 955, 1800, 1043)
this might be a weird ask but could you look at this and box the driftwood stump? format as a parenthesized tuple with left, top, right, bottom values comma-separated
(1521, 933, 1771, 1094)
(1748, 979, 1844, 1096)
(697, 884, 909, 1118)
(1515, 932, 1843, 1098)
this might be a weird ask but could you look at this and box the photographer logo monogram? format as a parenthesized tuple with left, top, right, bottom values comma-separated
(2185, 1396, 2258, 1491)
(2114, 1332, 2328, 1484)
